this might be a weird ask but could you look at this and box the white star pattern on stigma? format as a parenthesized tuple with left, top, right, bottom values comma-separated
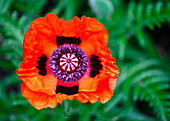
(60, 53, 79, 71)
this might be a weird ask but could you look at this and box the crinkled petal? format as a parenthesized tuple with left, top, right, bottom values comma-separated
(21, 82, 57, 110)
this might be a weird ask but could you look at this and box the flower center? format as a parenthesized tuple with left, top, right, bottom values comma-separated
(49, 44, 88, 82)
(59, 53, 78, 71)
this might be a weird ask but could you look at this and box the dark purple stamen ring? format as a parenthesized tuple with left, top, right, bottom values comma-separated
(49, 44, 88, 82)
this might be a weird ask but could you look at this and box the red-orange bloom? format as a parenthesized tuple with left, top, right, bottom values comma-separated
(16, 13, 119, 110)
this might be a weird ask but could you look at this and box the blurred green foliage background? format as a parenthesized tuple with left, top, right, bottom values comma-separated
(0, 0, 170, 121)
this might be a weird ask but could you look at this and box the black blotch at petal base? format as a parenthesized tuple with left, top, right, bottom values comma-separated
(56, 36, 81, 46)
(90, 54, 103, 78)
(36, 54, 47, 76)
(56, 85, 79, 95)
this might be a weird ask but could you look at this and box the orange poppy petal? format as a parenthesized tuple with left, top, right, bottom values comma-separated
(94, 74, 114, 103)
(75, 93, 89, 103)
(67, 16, 84, 37)
(29, 15, 58, 57)
(78, 68, 98, 91)
(44, 13, 61, 35)
(21, 73, 56, 95)
(81, 92, 99, 103)
(21, 82, 57, 110)
(78, 16, 108, 56)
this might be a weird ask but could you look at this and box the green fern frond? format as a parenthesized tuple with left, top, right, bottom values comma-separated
(0, 11, 29, 68)
(119, 59, 160, 82)
(129, 1, 170, 47)
(103, 1, 170, 60)
(144, 76, 170, 86)
(0, 0, 13, 14)
(117, 59, 170, 121)
(13, 0, 46, 16)
(132, 1, 170, 29)
(0, 11, 28, 42)
(133, 82, 169, 121)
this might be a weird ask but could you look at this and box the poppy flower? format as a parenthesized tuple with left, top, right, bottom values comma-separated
(16, 13, 119, 110)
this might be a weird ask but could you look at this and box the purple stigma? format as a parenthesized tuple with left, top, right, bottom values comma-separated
(49, 44, 88, 82)
(60, 53, 78, 71)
